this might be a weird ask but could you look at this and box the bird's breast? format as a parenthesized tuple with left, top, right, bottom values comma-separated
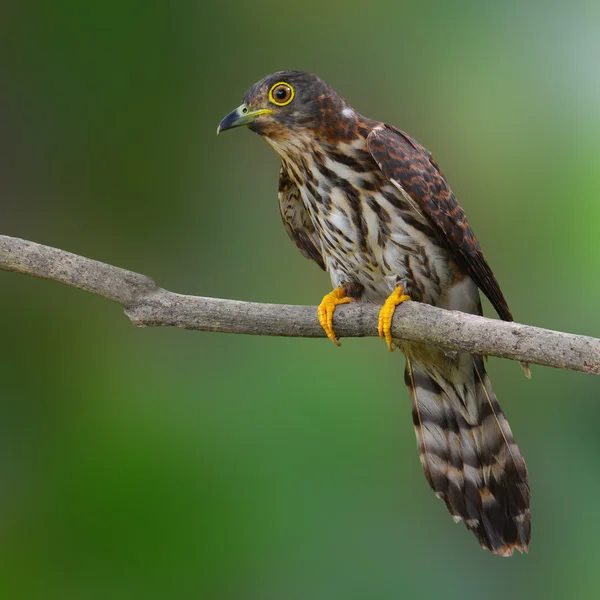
(289, 150, 454, 305)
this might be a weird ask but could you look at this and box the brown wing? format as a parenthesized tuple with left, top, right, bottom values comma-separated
(367, 124, 513, 321)
(278, 164, 326, 271)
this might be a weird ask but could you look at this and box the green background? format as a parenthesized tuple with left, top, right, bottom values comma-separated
(1, 1, 599, 598)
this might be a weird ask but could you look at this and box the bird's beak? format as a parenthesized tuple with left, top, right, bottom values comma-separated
(217, 104, 274, 134)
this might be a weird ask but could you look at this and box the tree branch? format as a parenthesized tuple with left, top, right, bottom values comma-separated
(0, 234, 598, 376)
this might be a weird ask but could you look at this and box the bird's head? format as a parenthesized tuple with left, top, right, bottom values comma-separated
(217, 71, 361, 155)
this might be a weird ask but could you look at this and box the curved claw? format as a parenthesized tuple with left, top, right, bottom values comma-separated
(378, 285, 411, 352)
(318, 287, 352, 346)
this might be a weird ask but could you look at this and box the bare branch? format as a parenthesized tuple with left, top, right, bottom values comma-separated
(1, 234, 598, 376)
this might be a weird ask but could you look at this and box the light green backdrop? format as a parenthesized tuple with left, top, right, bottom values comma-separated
(1, 1, 599, 598)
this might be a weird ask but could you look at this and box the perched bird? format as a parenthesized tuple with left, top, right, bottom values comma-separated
(218, 71, 530, 555)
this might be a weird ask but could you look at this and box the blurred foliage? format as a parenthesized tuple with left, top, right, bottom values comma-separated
(0, 1, 599, 598)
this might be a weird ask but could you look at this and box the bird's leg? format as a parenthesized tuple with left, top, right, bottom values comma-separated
(378, 285, 411, 352)
(317, 286, 354, 346)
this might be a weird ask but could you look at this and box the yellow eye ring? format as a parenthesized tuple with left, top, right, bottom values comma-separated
(268, 82, 295, 106)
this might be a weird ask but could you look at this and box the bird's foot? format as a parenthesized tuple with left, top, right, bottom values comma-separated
(318, 287, 353, 346)
(378, 285, 411, 352)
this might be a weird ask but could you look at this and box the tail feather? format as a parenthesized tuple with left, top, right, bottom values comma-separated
(405, 354, 530, 556)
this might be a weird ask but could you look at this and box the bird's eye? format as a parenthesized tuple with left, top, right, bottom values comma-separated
(269, 82, 295, 106)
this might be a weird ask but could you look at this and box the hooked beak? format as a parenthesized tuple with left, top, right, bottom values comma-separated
(217, 104, 274, 134)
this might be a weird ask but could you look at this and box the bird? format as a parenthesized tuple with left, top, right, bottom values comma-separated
(217, 71, 530, 556)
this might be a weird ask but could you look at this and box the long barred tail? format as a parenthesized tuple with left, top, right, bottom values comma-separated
(404, 354, 530, 556)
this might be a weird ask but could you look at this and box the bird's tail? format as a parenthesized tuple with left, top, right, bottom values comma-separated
(404, 352, 530, 555)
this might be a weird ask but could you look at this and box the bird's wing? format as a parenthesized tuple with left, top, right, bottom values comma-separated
(367, 124, 513, 322)
(278, 164, 326, 271)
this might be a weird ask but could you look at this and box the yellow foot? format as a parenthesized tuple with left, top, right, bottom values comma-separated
(378, 285, 411, 352)
(317, 287, 352, 346)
